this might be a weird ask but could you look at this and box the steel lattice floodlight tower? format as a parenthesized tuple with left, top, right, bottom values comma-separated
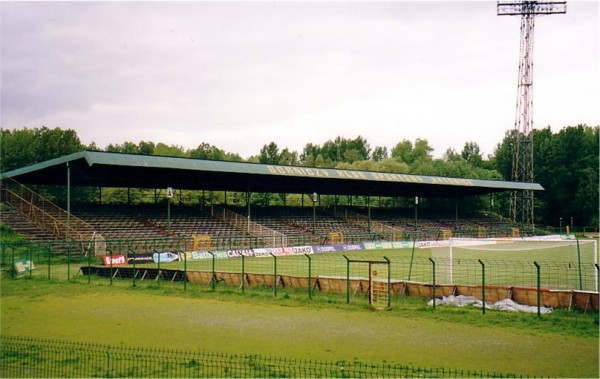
(497, 1, 566, 229)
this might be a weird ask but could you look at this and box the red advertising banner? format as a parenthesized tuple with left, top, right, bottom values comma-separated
(102, 255, 128, 266)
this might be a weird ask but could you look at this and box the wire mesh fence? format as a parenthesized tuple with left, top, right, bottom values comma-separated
(0, 335, 528, 378)
(2, 239, 597, 291)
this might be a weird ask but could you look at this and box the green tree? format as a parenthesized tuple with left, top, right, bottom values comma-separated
(258, 142, 281, 164)
(316, 136, 371, 164)
(442, 148, 462, 162)
(391, 139, 413, 164)
(492, 125, 599, 227)
(189, 142, 226, 160)
(278, 148, 298, 166)
(461, 142, 483, 167)
(300, 142, 321, 165)
(371, 146, 388, 161)
(153, 143, 186, 157)
(391, 138, 433, 165)
(492, 130, 516, 180)
(1, 126, 83, 172)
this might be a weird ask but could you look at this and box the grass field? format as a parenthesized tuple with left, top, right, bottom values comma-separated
(140, 241, 598, 290)
(4, 240, 598, 291)
(1, 276, 598, 378)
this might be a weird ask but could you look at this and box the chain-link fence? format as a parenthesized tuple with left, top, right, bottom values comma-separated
(2, 239, 597, 289)
(0, 335, 528, 378)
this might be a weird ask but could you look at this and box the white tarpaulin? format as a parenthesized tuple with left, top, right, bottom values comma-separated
(427, 295, 553, 314)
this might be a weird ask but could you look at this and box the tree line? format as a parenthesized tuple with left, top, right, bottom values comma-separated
(1, 125, 598, 227)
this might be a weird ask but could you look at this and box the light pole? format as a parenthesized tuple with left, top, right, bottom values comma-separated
(570, 217, 573, 233)
(167, 187, 173, 235)
(414, 196, 419, 233)
(559, 217, 562, 235)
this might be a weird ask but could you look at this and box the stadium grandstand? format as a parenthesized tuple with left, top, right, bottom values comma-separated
(1, 151, 543, 254)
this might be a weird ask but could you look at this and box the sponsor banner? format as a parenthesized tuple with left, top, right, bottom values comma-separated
(416, 240, 453, 248)
(363, 241, 393, 250)
(361, 241, 415, 250)
(267, 246, 315, 256)
(228, 249, 255, 258)
(183, 251, 224, 260)
(363, 242, 378, 250)
(183, 249, 253, 261)
(311, 244, 367, 253)
(416, 241, 433, 248)
(127, 254, 154, 264)
(250, 248, 273, 258)
(152, 251, 181, 263)
(184, 245, 317, 261)
(339, 243, 364, 251)
(392, 241, 412, 249)
(102, 255, 128, 266)
(290, 245, 314, 255)
(312, 245, 341, 253)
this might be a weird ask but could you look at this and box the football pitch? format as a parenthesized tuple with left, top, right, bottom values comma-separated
(175, 241, 598, 291)
(1, 276, 598, 378)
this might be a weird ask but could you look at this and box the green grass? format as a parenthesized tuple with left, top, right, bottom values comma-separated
(3, 240, 598, 292)
(1, 277, 598, 377)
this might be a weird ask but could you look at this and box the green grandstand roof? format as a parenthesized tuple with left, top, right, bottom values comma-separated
(1, 151, 543, 198)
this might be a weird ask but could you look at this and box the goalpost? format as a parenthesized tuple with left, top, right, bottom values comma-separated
(430, 237, 598, 291)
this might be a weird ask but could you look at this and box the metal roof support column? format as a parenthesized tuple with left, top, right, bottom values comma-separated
(455, 195, 459, 230)
(66, 161, 71, 241)
(367, 195, 371, 233)
(246, 189, 251, 233)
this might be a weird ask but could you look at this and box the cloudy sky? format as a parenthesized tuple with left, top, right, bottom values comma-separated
(1, 1, 598, 159)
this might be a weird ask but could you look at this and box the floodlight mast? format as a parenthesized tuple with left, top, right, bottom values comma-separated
(497, 1, 566, 230)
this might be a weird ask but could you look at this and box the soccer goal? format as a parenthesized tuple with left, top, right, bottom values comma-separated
(430, 237, 598, 291)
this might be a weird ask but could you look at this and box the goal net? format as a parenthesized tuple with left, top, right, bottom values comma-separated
(430, 237, 598, 291)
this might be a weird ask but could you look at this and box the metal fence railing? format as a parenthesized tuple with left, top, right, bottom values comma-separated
(0, 335, 528, 378)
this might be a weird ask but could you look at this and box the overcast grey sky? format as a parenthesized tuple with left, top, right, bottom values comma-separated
(1, 1, 598, 159)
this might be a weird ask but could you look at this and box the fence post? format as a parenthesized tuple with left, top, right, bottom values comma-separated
(87, 247, 92, 285)
(47, 243, 52, 280)
(270, 253, 277, 298)
(241, 254, 245, 294)
(429, 258, 436, 309)
(10, 245, 15, 279)
(305, 254, 312, 300)
(0, 244, 6, 268)
(208, 251, 215, 291)
(478, 259, 485, 315)
(534, 261, 541, 318)
(408, 236, 416, 281)
(343, 255, 350, 304)
(129, 247, 136, 287)
(157, 249, 161, 287)
(67, 246, 72, 281)
(576, 238, 583, 290)
(107, 247, 113, 286)
(384, 256, 391, 310)
(594, 263, 600, 292)
(28, 243, 33, 279)
(183, 251, 187, 291)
